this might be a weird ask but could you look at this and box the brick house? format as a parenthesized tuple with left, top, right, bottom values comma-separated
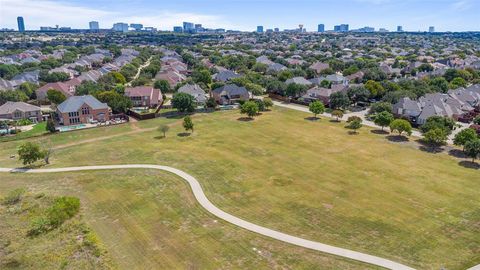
(124, 86, 162, 108)
(57, 95, 110, 125)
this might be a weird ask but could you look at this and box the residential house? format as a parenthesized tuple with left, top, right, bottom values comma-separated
(213, 70, 241, 82)
(212, 84, 249, 105)
(301, 84, 347, 106)
(177, 84, 207, 104)
(36, 82, 75, 101)
(309, 62, 330, 74)
(267, 63, 287, 73)
(125, 86, 162, 108)
(57, 95, 110, 125)
(0, 101, 42, 122)
(286, 77, 313, 86)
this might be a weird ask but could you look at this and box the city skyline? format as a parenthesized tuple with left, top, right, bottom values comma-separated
(0, 0, 479, 32)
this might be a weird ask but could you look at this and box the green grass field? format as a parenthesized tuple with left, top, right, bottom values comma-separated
(0, 107, 479, 269)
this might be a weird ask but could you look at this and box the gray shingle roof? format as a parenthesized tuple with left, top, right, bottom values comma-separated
(0, 101, 41, 114)
(57, 95, 109, 113)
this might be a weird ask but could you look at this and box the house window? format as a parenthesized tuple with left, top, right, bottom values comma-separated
(68, 112, 79, 117)
(69, 117, 80, 124)
(82, 107, 90, 115)
(13, 111, 22, 118)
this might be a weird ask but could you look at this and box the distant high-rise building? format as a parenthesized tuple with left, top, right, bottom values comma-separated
(89, 21, 99, 30)
(429, 26, 435, 33)
(340, 24, 349, 32)
(318, 24, 325, 33)
(274, 28, 279, 32)
(130, 23, 143, 31)
(397, 25, 403, 32)
(17, 16, 25, 32)
(173, 26, 183, 33)
(183, 22, 194, 33)
(333, 25, 340, 32)
(256, 26, 264, 33)
(112, 22, 129, 32)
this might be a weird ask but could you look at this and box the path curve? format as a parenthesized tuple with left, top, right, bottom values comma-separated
(1, 164, 415, 270)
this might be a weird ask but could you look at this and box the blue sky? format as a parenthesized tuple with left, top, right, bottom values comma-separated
(1, 0, 479, 32)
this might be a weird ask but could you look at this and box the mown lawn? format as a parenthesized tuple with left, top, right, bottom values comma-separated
(0, 122, 47, 142)
(0, 107, 479, 269)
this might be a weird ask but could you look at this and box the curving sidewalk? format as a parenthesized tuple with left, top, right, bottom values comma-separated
(0, 164, 415, 270)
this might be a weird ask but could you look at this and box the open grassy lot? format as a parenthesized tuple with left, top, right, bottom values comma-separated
(0, 171, 371, 270)
(0, 189, 114, 269)
(0, 107, 479, 269)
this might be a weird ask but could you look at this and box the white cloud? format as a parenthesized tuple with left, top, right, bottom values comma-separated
(0, 0, 232, 30)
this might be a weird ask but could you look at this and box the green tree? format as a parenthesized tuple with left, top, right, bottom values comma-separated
(240, 101, 259, 119)
(329, 92, 350, 110)
(158, 125, 170, 138)
(96, 91, 132, 113)
(192, 69, 212, 85)
(474, 116, 480, 125)
(369, 102, 393, 114)
(154, 80, 171, 93)
(454, 128, 478, 151)
(309, 100, 325, 119)
(345, 117, 362, 134)
(423, 128, 447, 150)
(172, 93, 196, 113)
(390, 119, 412, 136)
(285, 83, 307, 98)
(464, 139, 480, 163)
(420, 116, 455, 135)
(374, 111, 394, 131)
(331, 110, 344, 122)
(347, 86, 369, 105)
(18, 142, 44, 165)
(205, 97, 217, 110)
(449, 77, 467, 89)
(46, 118, 56, 133)
(263, 97, 273, 110)
(183, 116, 194, 133)
(365, 80, 385, 98)
(46, 89, 66, 104)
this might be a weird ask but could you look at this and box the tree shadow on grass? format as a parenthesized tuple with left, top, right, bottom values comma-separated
(448, 149, 467, 158)
(237, 117, 254, 122)
(385, 135, 409, 142)
(347, 131, 359, 135)
(329, 119, 341, 123)
(370, 129, 389, 135)
(177, 132, 191, 137)
(458, 160, 480, 170)
(304, 116, 319, 121)
(416, 139, 445, 154)
(154, 135, 166, 140)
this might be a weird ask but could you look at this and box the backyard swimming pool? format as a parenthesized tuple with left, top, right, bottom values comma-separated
(57, 124, 87, 132)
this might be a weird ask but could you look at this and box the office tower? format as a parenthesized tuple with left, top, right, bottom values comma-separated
(340, 24, 349, 32)
(112, 23, 129, 32)
(334, 25, 340, 32)
(173, 26, 183, 33)
(397, 25, 403, 32)
(89, 21, 99, 30)
(274, 28, 279, 32)
(130, 23, 143, 31)
(183, 22, 194, 32)
(257, 26, 264, 33)
(318, 24, 325, 33)
(429, 26, 435, 33)
(17, 17, 25, 32)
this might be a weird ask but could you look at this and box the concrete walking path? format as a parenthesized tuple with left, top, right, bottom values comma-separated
(1, 164, 415, 270)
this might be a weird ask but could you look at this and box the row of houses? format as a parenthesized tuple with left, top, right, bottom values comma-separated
(393, 84, 480, 125)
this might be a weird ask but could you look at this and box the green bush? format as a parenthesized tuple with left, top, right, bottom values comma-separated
(27, 196, 80, 236)
(1, 188, 26, 205)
